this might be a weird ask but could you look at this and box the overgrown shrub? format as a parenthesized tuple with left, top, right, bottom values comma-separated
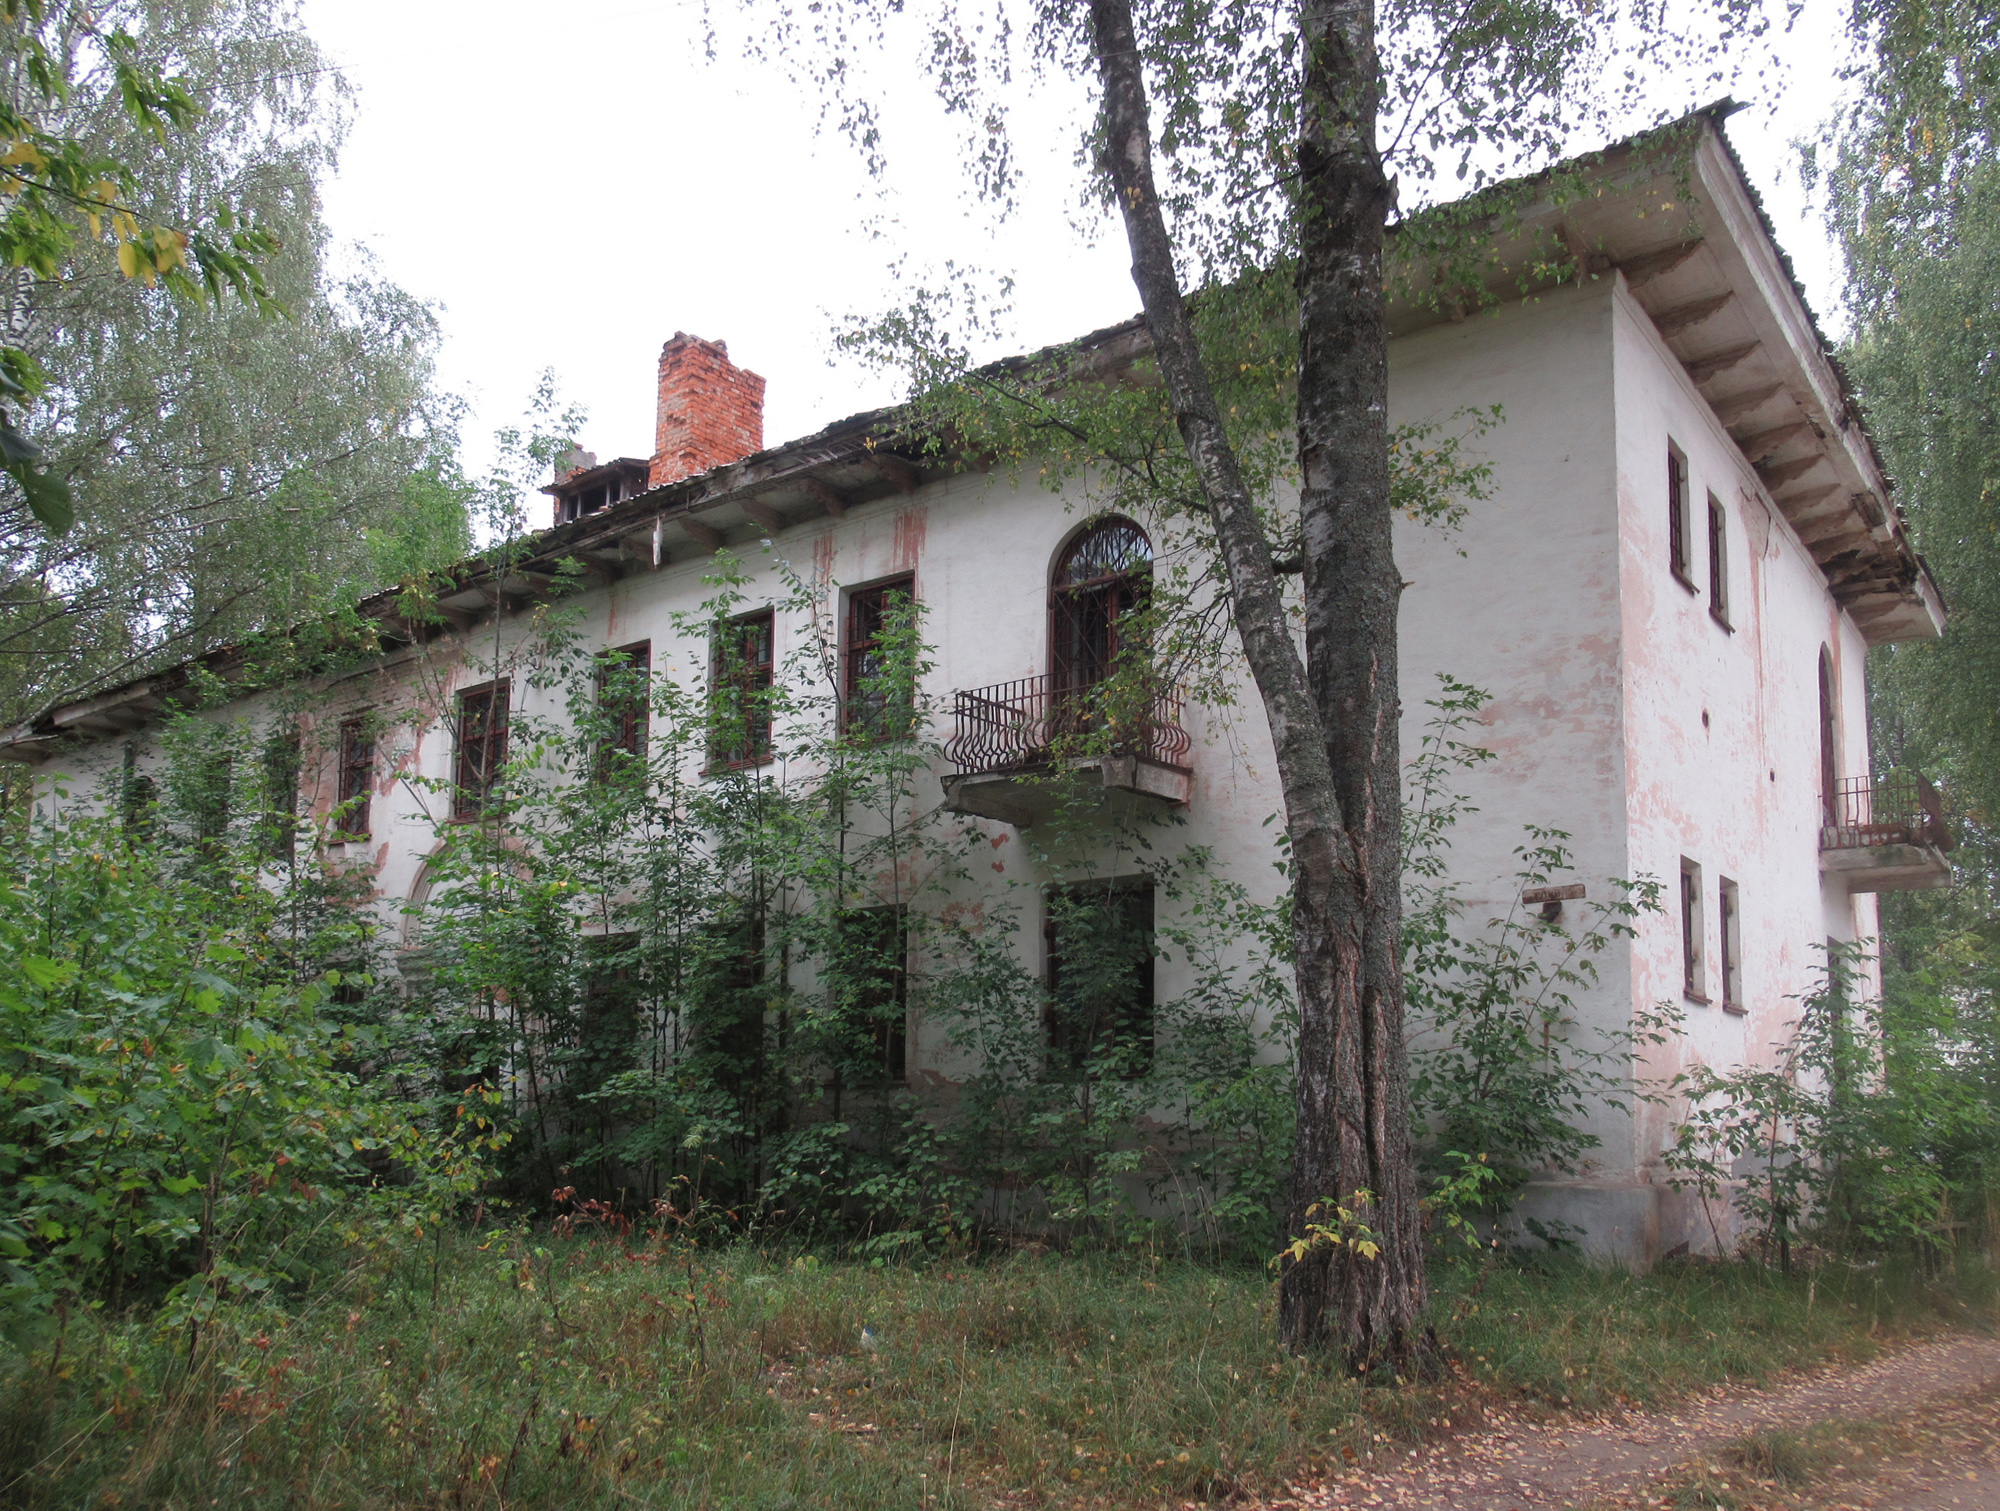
(0, 793, 499, 1346)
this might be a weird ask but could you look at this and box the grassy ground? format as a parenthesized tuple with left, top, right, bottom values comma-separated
(1, 1230, 1993, 1511)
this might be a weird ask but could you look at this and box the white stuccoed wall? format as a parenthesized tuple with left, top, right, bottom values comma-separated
(23, 271, 1882, 1266)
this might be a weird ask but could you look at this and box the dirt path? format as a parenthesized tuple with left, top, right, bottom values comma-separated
(1260, 1333, 2000, 1510)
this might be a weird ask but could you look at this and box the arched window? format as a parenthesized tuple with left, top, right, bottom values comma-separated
(1050, 518, 1151, 700)
(1819, 647, 1839, 826)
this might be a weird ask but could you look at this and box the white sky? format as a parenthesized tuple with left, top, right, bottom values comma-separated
(293, 0, 1861, 480)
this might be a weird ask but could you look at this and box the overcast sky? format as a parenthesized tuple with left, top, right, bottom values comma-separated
(293, 0, 1861, 480)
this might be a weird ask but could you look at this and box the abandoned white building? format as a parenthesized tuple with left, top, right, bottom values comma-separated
(1, 109, 1953, 1264)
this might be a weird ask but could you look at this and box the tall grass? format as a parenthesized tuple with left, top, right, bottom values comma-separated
(1, 1230, 1992, 1510)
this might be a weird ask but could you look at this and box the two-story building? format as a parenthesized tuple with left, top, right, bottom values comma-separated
(1, 107, 1950, 1263)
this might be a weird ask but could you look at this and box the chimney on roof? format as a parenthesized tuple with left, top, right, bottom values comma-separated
(650, 332, 766, 488)
(554, 446, 597, 485)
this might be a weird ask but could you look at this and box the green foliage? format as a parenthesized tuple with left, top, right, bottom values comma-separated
(0, 0, 286, 533)
(0, 0, 465, 726)
(0, 765, 501, 1346)
(1816, 0, 2000, 1270)
(1664, 942, 2000, 1264)
(372, 553, 1299, 1257)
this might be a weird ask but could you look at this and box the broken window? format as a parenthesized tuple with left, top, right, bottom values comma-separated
(454, 680, 511, 820)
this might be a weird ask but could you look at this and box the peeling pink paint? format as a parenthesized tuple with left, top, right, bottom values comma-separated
(891, 505, 928, 573)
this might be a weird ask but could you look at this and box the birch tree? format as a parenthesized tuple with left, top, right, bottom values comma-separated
(738, 0, 1775, 1368)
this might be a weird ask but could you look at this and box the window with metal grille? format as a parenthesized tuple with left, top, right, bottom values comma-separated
(1050, 518, 1151, 702)
(1680, 857, 1708, 1003)
(710, 611, 775, 768)
(1718, 877, 1743, 1013)
(1044, 879, 1155, 1078)
(842, 577, 916, 739)
(1707, 493, 1731, 628)
(596, 642, 651, 777)
(1668, 443, 1694, 588)
(337, 715, 374, 838)
(454, 681, 510, 820)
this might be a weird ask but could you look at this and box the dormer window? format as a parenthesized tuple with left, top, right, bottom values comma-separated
(545, 457, 651, 528)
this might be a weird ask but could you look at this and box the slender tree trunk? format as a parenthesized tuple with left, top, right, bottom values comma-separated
(1087, 0, 1427, 1370)
(1287, 0, 1429, 1365)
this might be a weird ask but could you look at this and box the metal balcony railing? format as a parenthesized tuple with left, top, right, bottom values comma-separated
(1822, 772, 1953, 853)
(944, 673, 1190, 777)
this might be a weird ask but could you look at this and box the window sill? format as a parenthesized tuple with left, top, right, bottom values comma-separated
(701, 755, 775, 778)
(1709, 607, 1734, 634)
(1684, 989, 1712, 1007)
(1672, 569, 1700, 597)
(1721, 1000, 1748, 1017)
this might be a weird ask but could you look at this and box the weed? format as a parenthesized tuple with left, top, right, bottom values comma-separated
(0, 1239, 1991, 1510)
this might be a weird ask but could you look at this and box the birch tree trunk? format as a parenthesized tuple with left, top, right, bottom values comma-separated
(1286, 0, 1428, 1364)
(1087, 0, 1429, 1369)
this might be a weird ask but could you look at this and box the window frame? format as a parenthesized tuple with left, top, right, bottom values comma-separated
(1680, 857, 1709, 1004)
(709, 610, 776, 770)
(336, 713, 375, 839)
(1718, 876, 1744, 1014)
(832, 904, 909, 1086)
(595, 641, 652, 778)
(259, 721, 302, 863)
(841, 575, 917, 740)
(453, 679, 512, 821)
(1706, 492, 1732, 630)
(1043, 877, 1157, 1079)
(1667, 442, 1696, 592)
(1049, 517, 1153, 701)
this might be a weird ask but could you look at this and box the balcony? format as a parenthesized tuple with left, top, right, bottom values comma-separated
(941, 673, 1193, 828)
(1819, 772, 1954, 893)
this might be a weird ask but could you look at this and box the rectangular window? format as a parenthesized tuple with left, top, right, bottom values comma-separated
(597, 641, 651, 777)
(454, 680, 511, 820)
(580, 932, 642, 1089)
(842, 576, 916, 739)
(833, 906, 908, 1083)
(120, 741, 156, 838)
(1707, 493, 1731, 628)
(1680, 857, 1708, 1003)
(337, 715, 375, 838)
(710, 610, 775, 768)
(191, 750, 232, 849)
(1668, 443, 1694, 588)
(1045, 879, 1156, 1078)
(259, 721, 301, 862)
(1718, 877, 1743, 1014)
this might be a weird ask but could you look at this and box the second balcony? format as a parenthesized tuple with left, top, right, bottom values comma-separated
(941, 673, 1193, 828)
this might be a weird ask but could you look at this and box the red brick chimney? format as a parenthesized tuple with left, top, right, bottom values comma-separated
(650, 333, 766, 488)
